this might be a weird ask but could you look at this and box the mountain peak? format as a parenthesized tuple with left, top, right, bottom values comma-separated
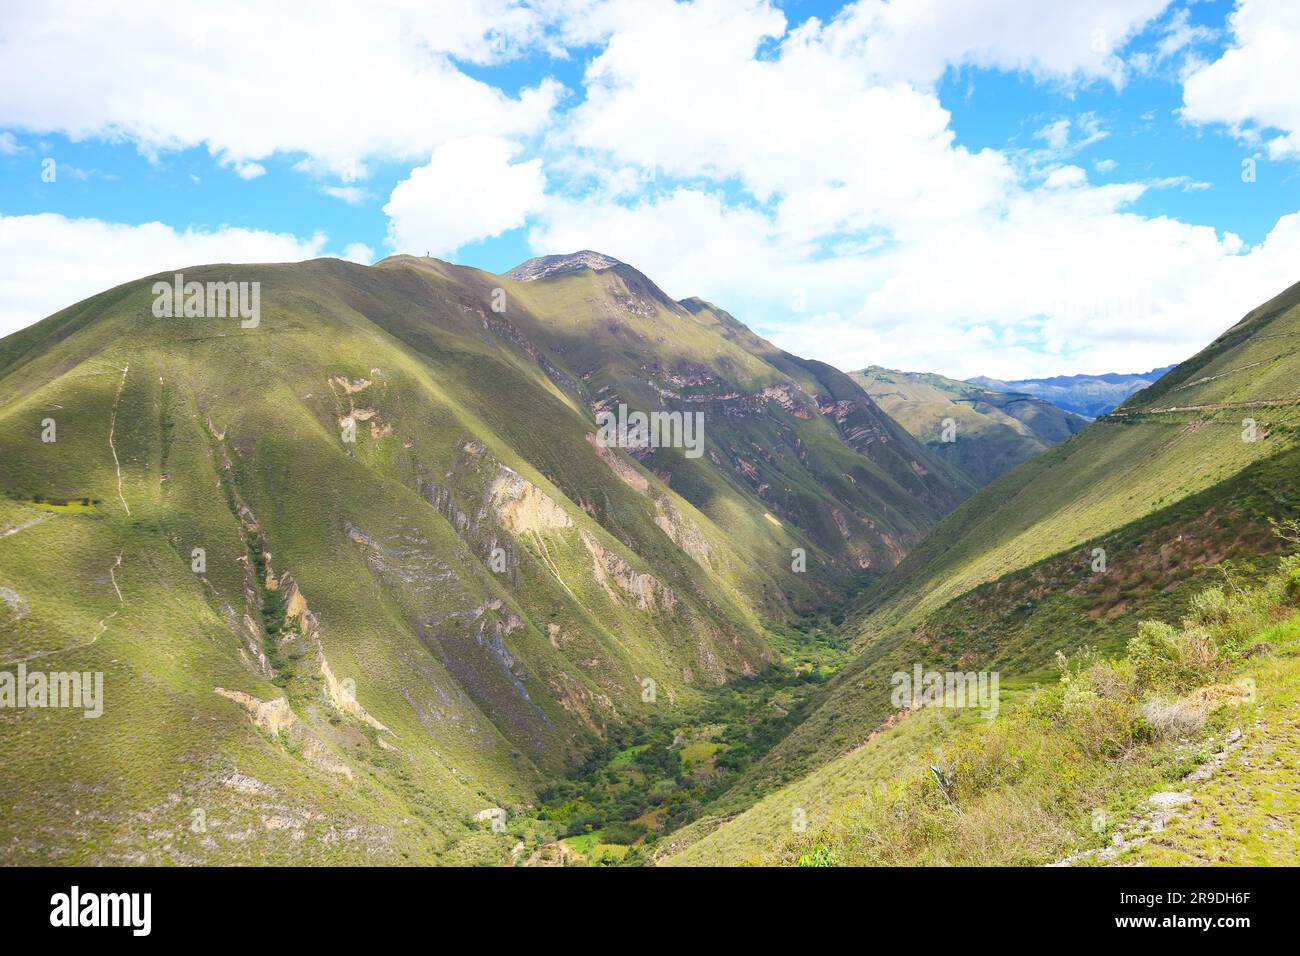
(503, 250, 623, 281)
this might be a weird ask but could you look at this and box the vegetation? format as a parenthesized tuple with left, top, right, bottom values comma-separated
(3, 253, 1299, 868)
(671, 537, 1300, 866)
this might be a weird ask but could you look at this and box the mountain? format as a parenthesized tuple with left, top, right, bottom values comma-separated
(0, 250, 970, 864)
(968, 365, 1177, 418)
(661, 279, 1300, 865)
(851, 367, 1089, 488)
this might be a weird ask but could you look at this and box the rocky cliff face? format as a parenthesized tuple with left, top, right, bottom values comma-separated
(503, 250, 623, 282)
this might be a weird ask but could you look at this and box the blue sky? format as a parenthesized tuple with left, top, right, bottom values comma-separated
(2, 0, 1299, 379)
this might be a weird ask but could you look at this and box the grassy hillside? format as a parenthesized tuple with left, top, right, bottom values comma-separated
(852, 366, 1088, 487)
(664, 535, 1300, 866)
(0, 252, 968, 864)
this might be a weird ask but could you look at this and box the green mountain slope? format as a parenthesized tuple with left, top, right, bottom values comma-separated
(668, 553, 1300, 867)
(851, 366, 1089, 488)
(0, 252, 967, 864)
(661, 278, 1300, 859)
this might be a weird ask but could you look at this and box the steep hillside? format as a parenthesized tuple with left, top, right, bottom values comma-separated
(0, 252, 966, 864)
(969, 365, 1176, 418)
(667, 553, 1300, 866)
(662, 279, 1300, 853)
(852, 366, 1088, 487)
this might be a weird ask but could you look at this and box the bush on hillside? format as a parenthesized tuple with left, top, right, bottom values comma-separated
(1127, 620, 1220, 694)
(1186, 587, 1232, 627)
(601, 820, 649, 845)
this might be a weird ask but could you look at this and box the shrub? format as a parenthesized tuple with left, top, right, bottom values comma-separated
(796, 845, 842, 867)
(1186, 587, 1231, 627)
(601, 821, 648, 845)
(1059, 683, 1140, 758)
(1127, 620, 1219, 694)
(1139, 696, 1207, 740)
(562, 814, 603, 838)
(943, 725, 1026, 800)
(1280, 554, 1300, 601)
(1079, 658, 1139, 706)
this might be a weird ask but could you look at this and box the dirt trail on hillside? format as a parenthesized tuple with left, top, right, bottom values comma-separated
(108, 364, 131, 516)
(1110, 395, 1300, 417)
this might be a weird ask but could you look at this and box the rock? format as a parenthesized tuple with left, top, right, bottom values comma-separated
(504, 251, 621, 281)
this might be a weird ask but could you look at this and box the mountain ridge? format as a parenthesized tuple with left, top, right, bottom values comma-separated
(852, 365, 1090, 488)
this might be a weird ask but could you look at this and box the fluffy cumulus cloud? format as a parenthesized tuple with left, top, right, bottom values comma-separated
(0, 214, 328, 336)
(383, 137, 546, 257)
(1182, 0, 1300, 158)
(815, 0, 1174, 88)
(0, 0, 563, 179)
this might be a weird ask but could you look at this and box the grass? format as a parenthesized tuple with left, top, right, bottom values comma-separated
(670, 546, 1300, 868)
(666, 544, 1300, 866)
(1124, 648, 1300, 865)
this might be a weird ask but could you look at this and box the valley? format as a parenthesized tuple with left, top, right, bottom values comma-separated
(2, 252, 1298, 868)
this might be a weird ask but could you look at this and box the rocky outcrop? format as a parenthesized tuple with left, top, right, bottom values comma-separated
(488, 468, 573, 535)
(586, 432, 650, 494)
(214, 687, 354, 780)
(653, 496, 711, 566)
(320, 654, 391, 734)
(504, 250, 621, 281)
(581, 531, 676, 612)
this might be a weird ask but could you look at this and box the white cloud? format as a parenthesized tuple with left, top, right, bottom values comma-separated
(342, 243, 375, 264)
(760, 209, 1300, 381)
(0, 131, 26, 154)
(0, 0, 563, 179)
(6, 0, 1298, 384)
(1043, 165, 1088, 188)
(563, 0, 1016, 247)
(323, 185, 369, 205)
(1182, 0, 1300, 157)
(821, 0, 1174, 88)
(0, 213, 329, 337)
(1035, 119, 1073, 152)
(1155, 7, 1218, 61)
(384, 137, 546, 257)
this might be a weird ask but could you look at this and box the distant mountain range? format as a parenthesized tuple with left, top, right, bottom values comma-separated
(967, 365, 1177, 418)
(851, 367, 1089, 489)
